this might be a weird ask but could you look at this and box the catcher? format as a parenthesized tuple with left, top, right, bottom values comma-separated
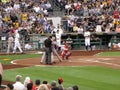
(61, 41, 72, 60)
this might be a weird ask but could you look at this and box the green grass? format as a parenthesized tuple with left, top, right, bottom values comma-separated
(0, 54, 41, 64)
(3, 66, 120, 90)
(97, 52, 120, 56)
(2, 52, 120, 90)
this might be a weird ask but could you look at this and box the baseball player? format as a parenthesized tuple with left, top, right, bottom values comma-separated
(40, 36, 62, 63)
(55, 30, 62, 51)
(61, 42, 71, 60)
(13, 30, 23, 54)
(7, 33, 14, 54)
(84, 29, 92, 51)
(51, 36, 62, 62)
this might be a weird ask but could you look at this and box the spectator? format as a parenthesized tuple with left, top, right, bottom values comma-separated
(38, 84, 48, 90)
(68, 20, 74, 32)
(95, 24, 102, 32)
(77, 25, 84, 33)
(6, 83, 14, 90)
(73, 23, 78, 32)
(115, 25, 120, 33)
(113, 9, 119, 21)
(43, 80, 48, 85)
(65, 1, 72, 15)
(105, 24, 111, 33)
(51, 80, 57, 89)
(72, 85, 79, 90)
(0, 63, 3, 86)
(13, 75, 25, 90)
(13, 1, 20, 11)
(32, 79, 41, 90)
(58, 77, 64, 90)
(67, 87, 73, 90)
(24, 76, 31, 90)
(33, 3, 41, 13)
(27, 83, 33, 90)
(45, 1, 53, 13)
(52, 86, 59, 90)
(25, 42, 32, 50)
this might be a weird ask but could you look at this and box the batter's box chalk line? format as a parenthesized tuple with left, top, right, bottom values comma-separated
(69, 58, 120, 67)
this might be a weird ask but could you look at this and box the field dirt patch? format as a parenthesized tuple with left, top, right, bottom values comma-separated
(2, 50, 120, 85)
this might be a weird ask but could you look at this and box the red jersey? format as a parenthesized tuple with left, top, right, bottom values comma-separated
(32, 85, 39, 90)
(75, 4, 80, 10)
(114, 10, 119, 19)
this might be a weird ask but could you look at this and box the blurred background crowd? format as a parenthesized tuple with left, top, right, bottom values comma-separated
(0, 0, 119, 44)
(0, 0, 119, 35)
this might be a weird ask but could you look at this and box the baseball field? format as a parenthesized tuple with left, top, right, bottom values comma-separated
(1, 50, 120, 90)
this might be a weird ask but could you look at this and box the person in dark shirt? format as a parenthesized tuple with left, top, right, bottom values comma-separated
(10, 13, 18, 23)
(44, 36, 52, 65)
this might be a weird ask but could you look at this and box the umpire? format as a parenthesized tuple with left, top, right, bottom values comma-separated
(44, 36, 52, 65)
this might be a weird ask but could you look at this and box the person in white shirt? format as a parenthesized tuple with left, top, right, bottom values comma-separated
(25, 42, 32, 50)
(65, 1, 72, 15)
(13, 75, 25, 90)
(33, 4, 40, 13)
(78, 25, 84, 33)
(45, 1, 52, 9)
(96, 24, 102, 32)
(84, 29, 92, 51)
(5, 5, 13, 13)
(24, 76, 31, 90)
(13, 1, 20, 10)
(13, 30, 23, 54)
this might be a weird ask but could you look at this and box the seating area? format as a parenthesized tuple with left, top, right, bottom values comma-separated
(0, 0, 120, 90)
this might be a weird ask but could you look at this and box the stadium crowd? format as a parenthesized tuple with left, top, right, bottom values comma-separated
(0, 0, 119, 36)
(1, 74, 79, 90)
(0, 0, 54, 39)
(59, 0, 120, 33)
(0, 0, 120, 89)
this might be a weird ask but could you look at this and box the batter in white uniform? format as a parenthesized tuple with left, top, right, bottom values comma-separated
(55, 30, 62, 50)
(13, 30, 23, 54)
(84, 30, 92, 51)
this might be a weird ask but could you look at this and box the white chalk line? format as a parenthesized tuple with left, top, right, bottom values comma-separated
(11, 57, 120, 67)
(69, 59, 120, 67)
(93, 52, 103, 56)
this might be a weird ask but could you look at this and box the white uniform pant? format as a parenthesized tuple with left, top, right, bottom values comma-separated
(7, 43, 14, 53)
(13, 41, 23, 53)
(40, 52, 54, 63)
(40, 48, 62, 63)
(56, 40, 61, 47)
(85, 38, 90, 46)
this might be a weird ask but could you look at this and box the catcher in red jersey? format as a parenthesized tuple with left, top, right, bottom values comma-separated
(61, 41, 71, 60)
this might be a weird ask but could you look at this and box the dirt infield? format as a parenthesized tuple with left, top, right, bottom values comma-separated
(2, 50, 120, 85)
